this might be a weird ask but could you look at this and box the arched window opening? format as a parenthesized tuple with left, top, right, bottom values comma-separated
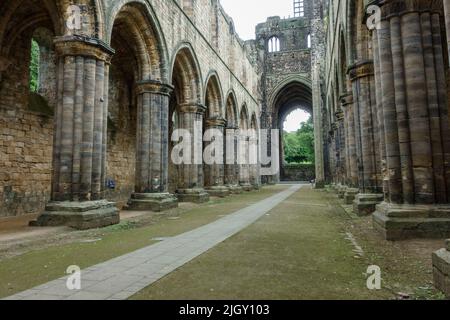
(29, 39, 40, 92)
(268, 37, 280, 53)
(307, 34, 312, 49)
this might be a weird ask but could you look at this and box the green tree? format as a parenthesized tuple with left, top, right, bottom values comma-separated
(283, 117, 315, 164)
(29, 40, 39, 92)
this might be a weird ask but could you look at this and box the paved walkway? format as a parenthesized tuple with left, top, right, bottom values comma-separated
(4, 185, 302, 300)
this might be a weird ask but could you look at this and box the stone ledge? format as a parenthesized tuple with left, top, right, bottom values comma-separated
(127, 193, 179, 212)
(227, 185, 243, 194)
(344, 188, 359, 205)
(30, 200, 120, 230)
(373, 203, 450, 240)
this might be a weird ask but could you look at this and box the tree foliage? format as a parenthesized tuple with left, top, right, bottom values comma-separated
(30, 40, 39, 92)
(283, 117, 315, 164)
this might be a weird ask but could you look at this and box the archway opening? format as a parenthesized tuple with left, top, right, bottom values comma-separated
(106, 3, 164, 207)
(272, 80, 314, 182)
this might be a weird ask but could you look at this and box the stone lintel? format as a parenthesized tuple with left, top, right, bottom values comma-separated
(135, 80, 174, 96)
(179, 103, 207, 115)
(30, 200, 120, 230)
(374, 202, 450, 240)
(127, 193, 178, 212)
(54, 35, 115, 62)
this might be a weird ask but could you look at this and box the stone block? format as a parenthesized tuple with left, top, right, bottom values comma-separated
(344, 188, 359, 205)
(373, 203, 450, 240)
(30, 200, 120, 230)
(227, 185, 243, 194)
(433, 248, 450, 298)
(353, 193, 384, 216)
(206, 186, 230, 198)
(176, 188, 210, 204)
(127, 193, 178, 212)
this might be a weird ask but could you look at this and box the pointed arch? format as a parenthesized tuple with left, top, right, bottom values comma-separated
(170, 42, 203, 104)
(225, 89, 239, 128)
(108, 1, 169, 82)
(239, 103, 250, 130)
(204, 71, 224, 118)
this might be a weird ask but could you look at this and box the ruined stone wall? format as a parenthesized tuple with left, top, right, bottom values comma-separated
(0, 0, 260, 217)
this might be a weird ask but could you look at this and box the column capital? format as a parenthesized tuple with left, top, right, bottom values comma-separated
(179, 102, 207, 114)
(54, 35, 115, 62)
(340, 93, 354, 109)
(365, 0, 443, 18)
(348, 60, 374, 81)
(335, 109, 345, 122)
(135, 80, 174, 96)
(206, 117, 227, 128)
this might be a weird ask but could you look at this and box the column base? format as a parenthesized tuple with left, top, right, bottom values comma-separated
(344, 188, 359, 205)
(373, 202, 450, 240)
(30, 200, 120, 230)
(353, 193, 384, 216)
(127, 193, 179, 212)
(314, 181, 325, 189)
(252, 183, 261, 191)
(176, 188, 210, 203)
(337, 184, 347, 199)
(227, 185, 243, 194)
(433, 241, 450, 299)
(240, 183, 253, 192)
(206, 186, 230, 198)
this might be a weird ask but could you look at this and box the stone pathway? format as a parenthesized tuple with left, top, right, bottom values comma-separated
(3, 185, 302, 300)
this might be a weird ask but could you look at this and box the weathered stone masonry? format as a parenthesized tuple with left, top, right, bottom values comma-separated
(0, 0, 260, 226)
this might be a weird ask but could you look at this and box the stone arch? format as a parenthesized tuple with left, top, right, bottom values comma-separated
(204, 71, 224, 118)
(170, 43, 203, 105)
(239, 103, 250, 130)
(107, 0, 169, 82)
(225, 89, 239, 128)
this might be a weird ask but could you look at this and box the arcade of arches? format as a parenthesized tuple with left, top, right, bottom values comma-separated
(2, 0, 450, 253)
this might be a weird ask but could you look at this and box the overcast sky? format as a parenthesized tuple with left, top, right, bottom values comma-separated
(220, 0, 309, 132)
(220, 0, 294, 40)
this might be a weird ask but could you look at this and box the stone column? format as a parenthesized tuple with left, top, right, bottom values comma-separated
(225, 126, 243, 194)
(348, 60, 384, 216)
(238, 130, 252, 191)
(335, 107, 347, 198)
(370, 0, 450, 240)
(204, 117, 229, 197)
(32, 36, 119, 230)
(175, 103, 210, 203)
(127, 81, 178, 212)
(249, 128, 261, 190)
(340, 93, 359, 204)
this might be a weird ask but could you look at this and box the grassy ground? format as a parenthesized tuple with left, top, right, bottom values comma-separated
(0, 186, 287, 298)
(132, 187, 393, 300)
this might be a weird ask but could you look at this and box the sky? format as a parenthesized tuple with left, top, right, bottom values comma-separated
(220, 0, 294, 41)
(220, 0, 307, 132)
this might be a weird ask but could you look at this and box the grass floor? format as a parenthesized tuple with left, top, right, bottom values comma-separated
(0, 186, 288, 298)
(132, 187, 392, 300)
(132, 187, 446, 300)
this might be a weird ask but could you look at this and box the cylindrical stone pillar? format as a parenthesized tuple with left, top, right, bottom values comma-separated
(225, 126, 243, 193)
(175, 103, 210, 203)
(370, 0, 450, 240)
(204, 117, 229, 197)
(34, 36, 119, 230)
(128, 81, 178, 212)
